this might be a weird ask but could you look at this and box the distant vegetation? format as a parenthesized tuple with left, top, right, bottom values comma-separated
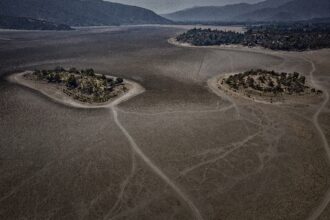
(176, 28, 244, 46)
(25, 67, 127, 103)
(176, 23, 330, 51)
(222, 69, 322, 96)
(0, 16, 72, 31)
(244, 24, 330, 50)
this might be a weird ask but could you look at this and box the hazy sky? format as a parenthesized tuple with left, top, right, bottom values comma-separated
(108, 0, 261, 14)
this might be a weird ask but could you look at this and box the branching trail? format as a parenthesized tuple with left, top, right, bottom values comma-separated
(304, 56, 330, 220)
(103, 151, 136, 219)
(180, 131, 261, 176)
(110, 107, 204, 220)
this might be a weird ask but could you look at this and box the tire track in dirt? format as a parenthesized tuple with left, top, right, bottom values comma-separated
(304, 56, 330, 220)
(110, 107, 204, 220)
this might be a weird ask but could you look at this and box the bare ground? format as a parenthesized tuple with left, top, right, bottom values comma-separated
(0, 26, 329, 220)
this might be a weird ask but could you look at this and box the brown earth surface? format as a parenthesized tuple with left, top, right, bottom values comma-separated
(0, 26, 329, 220)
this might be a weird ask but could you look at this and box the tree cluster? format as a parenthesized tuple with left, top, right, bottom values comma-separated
(176, 23, 330, 51)
(30, 67, 125, 103)
(176, 28, 244, 46)
(224, 69, 322, 95)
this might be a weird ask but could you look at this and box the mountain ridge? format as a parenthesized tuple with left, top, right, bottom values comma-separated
(240, 0, 330, 21)
(0, 15, 73, 30)
(0, 0, 171, 26)
(163, 0, 330, 23)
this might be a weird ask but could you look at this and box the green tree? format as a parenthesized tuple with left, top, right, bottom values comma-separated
(47, 73, 55, 82)
(299, 76, 306, 85)
(67, 74, 78, 88)
(115, 78, 123, 84)
(85, 68, 95, 77)
(54, 73, 61, 83)
(69, 67, 79, 74)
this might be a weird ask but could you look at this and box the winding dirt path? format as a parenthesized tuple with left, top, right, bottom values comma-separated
(104, 151, 136, 219)
(102, 79, 203, 220)
(110, 107, 204, 220)
(304, 56, 330, 220)
(180, 131, 261, 176)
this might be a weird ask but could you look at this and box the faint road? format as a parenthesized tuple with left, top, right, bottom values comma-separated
(110, 107, 204, 220)
(304, 56, 330, 220)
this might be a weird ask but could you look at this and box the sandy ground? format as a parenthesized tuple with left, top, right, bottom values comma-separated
(0, 25, 329, 220)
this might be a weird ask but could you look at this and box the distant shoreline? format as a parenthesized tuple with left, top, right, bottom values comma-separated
(168, 37, 276, 53)
(168, 37, 330, 54)
(7, 72, 145, 109)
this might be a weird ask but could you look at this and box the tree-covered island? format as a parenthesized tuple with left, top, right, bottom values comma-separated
(24, 67, 127, 104)
(176, 23, 330, 51)
(220, 69, 322, 102)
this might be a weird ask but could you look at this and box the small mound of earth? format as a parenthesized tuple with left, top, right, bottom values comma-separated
(219, 69, 322, 103)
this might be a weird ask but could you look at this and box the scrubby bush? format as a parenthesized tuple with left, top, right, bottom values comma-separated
(115, 78, 123, 84)
(67, 74, 78, 88)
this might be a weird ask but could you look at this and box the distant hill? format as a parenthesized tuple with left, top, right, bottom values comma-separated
(241, 0, 330, 22)
(0, 0, 171, 26)
(164, 3, 254, 22)
(0, 16, 72, 30)
(163, 0, 330, 23)
(163, 0, 293, 22)
(307, 17, 330, 24)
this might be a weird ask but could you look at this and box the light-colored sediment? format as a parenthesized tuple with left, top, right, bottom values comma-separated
(8, 71, 203, 220)
(173, 34, 330, 218)
(168, 38, 277, 55)
(2, 27, 330, 220)
(111, 107, 204, 220)
(7, 71, 145, 109)
(304, 56, 330, 220)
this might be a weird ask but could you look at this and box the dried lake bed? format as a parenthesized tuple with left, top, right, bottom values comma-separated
(0, 26, 329, 220)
